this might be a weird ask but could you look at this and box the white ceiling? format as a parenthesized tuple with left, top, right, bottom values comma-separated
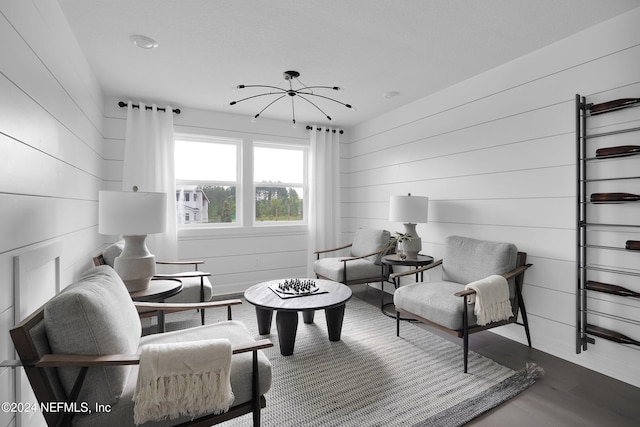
(58, 0, 640, 128)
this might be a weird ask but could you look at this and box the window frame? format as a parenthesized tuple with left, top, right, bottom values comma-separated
(252, 141, 308, 226)
(174, 134, 308, 230)
(174, 134, 241, 227)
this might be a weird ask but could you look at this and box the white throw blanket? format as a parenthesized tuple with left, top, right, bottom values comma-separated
(464, 275, 513, 326)
(133, 339, 234, 425)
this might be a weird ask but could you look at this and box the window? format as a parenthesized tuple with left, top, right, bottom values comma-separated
(254, 143, 306, 223)
(175, 136, 239, 225)
(175, 134, 307, 227)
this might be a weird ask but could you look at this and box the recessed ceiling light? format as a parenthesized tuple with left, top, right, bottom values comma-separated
(383, 91, 400, 99)
(130, 34, 158, 49)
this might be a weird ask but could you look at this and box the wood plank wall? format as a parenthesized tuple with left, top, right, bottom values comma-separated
(343, 8, 640, 388)
(102, 100, 310, 296)
(0, 2, 105, 426)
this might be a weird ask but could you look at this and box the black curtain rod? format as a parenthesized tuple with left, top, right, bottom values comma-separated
(306, 125, 344, 134)
(118, 101, 181, 114)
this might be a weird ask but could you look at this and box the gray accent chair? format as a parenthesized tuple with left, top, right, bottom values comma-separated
(6, 266, 272, 426)
(393, 235, 532, 373)
(94, 241, 214, 324)
(313, 228, 394, 286)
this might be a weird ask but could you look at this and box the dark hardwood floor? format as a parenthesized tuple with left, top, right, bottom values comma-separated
(349, 284, 640, 427)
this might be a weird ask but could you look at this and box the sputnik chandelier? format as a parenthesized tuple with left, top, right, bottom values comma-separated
(228, 70, 355, 127)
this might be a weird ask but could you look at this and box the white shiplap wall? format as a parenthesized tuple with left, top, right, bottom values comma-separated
(343, 8, 640, 387)
(0, 1, 106, 426)
(102, 100, 311, 295)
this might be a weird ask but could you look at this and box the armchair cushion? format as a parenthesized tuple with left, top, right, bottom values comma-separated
(72, 321, 272, 427)
(350, 228, 391, 264)
(393, 281, 477, 330)
(314, 257, 383, 283)
(44, 266, 141, 407)
(442, 235, 517, 298)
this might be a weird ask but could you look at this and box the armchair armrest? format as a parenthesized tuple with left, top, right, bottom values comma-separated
(390, 259, 443, 279)
(134, 299, 242, 313)
(340, 244, 393, 262)
(454, 289, 476, 298)
(502, 264, 532, 281)
(156, 260, 204, 267)
(314, 243, 353, 257)
(453, 263, 532, 298)
(37, 354, 140, 367)
(34, 339, 274, 368)
(153, 271, 211, 279)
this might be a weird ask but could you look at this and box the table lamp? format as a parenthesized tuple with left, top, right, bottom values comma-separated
(99, 189, 167, 292)
(389, 193, 429, 259)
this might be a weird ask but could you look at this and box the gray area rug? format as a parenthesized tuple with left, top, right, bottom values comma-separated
(148, 296, 541, 426)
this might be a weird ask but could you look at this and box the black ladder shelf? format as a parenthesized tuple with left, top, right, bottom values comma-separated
(576, 94, 640, 353)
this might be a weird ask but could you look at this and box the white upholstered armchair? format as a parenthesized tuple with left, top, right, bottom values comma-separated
(393, 235, 532, 373)
(5, 266, 272, 426)
(313, 228, 394, 286)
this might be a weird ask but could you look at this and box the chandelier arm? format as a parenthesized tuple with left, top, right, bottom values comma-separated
(299, 85, 340, 91)
(291, 96, 296, 125)
(300, 92, 353, 109)
(230, 92, 287, 105)
(240, 84, 288, 92)
(297, 95, 332, 121)
(254, 94, 287, 117)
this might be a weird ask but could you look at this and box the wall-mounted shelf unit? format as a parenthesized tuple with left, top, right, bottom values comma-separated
(576, 94, 640, 354)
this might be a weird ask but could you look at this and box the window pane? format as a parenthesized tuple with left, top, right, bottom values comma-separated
(176, 140, 236, 181)
(254, 146, 303, 183)
(255, 186, 303, 222)
(175, 137, 239, 226)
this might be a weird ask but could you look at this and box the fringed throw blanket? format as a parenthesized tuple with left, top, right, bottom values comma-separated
(464, 275, 513, 326)
(133, 339, 234, 425)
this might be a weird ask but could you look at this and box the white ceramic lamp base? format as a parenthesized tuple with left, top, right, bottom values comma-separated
(114, 235, 156, 292)
(401, 223, 422, 259)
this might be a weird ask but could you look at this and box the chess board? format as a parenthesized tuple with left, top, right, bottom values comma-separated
(269, 278, 329, 299)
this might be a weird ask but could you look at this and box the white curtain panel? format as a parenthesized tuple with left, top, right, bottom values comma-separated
(307, 126, 342, 276)
(122, 101, 178, 263)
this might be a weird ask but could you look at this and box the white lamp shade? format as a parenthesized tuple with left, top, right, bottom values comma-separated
(99, 191, 167, 235)
(389, 195, 429, 224)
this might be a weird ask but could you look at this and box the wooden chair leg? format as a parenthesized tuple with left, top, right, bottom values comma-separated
(252, 351, 261, 426)
(200, 277, 205, 325)
(463, 296, 469, 373)
(516, 287, 532, 347)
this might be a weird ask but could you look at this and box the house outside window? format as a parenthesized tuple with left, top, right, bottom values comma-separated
(177, 185, 210, 224)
